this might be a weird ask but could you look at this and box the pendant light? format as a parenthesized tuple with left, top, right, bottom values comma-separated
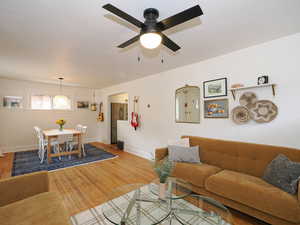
(53, 78, 70, 109)
(90, 90, 97, 111)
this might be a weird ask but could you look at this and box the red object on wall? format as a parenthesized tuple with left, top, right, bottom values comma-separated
(131, 112, 139, 130)
(131, 97, 139, 130)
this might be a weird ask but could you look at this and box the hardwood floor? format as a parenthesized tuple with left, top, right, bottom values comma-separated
(0, 142, 268, 225)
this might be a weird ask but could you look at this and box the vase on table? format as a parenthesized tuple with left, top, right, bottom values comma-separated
(56, 119, 66, 131)
(159, 182, 167, 200)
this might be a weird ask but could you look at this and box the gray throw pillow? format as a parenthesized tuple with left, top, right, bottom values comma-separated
(168, 145, 200, 163)
(262, 154, 300, 195)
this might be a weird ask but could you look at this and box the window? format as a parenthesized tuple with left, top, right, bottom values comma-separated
(31, 95, 52, 110)
(31, 94, 72, 110)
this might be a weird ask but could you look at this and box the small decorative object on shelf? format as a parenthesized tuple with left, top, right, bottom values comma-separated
(258, 75, 269, 85)
(230, 83, 276, 100)
(56, 119, 66, 131)
(153, 157, 175, 200)
(231, 83, 244, 89)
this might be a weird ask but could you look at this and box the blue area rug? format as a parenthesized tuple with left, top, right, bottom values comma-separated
(12, 144, 117, 176)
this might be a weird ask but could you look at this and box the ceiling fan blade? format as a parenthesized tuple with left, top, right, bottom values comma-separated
(118, 35, 140, 48)
(157, 5, 203, 31)
(103, 4, 143, 28)
(161, 34, 181, 52)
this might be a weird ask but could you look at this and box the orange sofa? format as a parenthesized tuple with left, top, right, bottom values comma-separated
(0, 171, 71, 225)
(155, 136, 300, 225)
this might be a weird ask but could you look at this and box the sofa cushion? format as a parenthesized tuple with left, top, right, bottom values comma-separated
(173, 162, 222, 187)
(0, 192, 71, 225)
(205, 170, 300, 223)
(168, 145, 201, 163)
(263, 154, 300, 195)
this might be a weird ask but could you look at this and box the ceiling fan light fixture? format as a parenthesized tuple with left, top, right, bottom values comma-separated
(140, 32, 162, 49)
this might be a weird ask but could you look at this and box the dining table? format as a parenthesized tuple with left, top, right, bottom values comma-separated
(43, 129, 82, 163)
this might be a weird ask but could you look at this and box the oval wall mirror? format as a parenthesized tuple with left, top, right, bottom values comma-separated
(175, 85, 200, 123)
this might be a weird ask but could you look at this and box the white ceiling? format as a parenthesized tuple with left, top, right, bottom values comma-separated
(0, 0, 300, 88)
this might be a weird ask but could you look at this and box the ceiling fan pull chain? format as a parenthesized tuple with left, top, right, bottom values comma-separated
(161, 53, 164, 64)
(137, 49, 141, 63)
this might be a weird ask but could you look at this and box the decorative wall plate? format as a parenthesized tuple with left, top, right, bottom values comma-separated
(249, 100, 278, 123)
(231, 106, 250, 124)
(239, 92, 257, 109)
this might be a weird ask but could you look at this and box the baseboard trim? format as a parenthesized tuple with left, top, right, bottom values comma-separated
(2, 137, 102, 153)
(124, 144, 152, 160)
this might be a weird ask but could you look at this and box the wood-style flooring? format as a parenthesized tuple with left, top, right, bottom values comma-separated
(0, 142, 268, 225)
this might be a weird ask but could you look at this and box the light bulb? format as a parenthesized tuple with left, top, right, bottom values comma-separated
(53, 95, 70, 109)
(140, 33, 162, 49)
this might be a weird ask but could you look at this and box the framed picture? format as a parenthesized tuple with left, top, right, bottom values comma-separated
(3, 96, 23, 108)
(204, 99, 229, 118)
(77, 101, 89, 109)
(203, 78, 227, 98)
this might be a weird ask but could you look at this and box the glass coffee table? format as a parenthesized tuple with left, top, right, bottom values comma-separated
(102, 178, 232, 225)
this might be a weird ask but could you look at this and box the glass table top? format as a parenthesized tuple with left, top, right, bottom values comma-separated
(102, 184, 170, 225)
(149, 177, 193, 200)
(172, 194, 232, 225)
(101, 180, 232, 225)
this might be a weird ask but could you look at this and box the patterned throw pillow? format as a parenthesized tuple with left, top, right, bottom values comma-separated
(262, 154, 300, 195)
(168, 145, 200, 163)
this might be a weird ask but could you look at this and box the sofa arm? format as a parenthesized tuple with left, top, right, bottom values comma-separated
(0, 171, 49, 207)
(155, 147, 168, 161)
(298, 183, 300, 203)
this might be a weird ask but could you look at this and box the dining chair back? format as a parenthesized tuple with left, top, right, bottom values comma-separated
(67, 125, 88, 157)
(33, 126, 45, 163)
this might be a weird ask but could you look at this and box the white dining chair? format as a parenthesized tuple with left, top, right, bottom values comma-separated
(55, 134, 73, 160)
(68, 125, 87, 157)
(34, 126, 43, 160)
(33, 126, 58, 164)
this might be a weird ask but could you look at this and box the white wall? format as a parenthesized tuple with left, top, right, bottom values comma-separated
(97, 33, 300, 159)
(0, 79, 101, 152)
(109, 93, 128, 104)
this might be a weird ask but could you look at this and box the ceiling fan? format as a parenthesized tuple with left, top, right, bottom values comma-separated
(102, 4, 203, 52)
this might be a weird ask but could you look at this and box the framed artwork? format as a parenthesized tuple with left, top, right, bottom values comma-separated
(77, 101, 89, 109)
(3, 96, 23, 108)
(204, 99, 229, 118)
(203, 78, 227, 98)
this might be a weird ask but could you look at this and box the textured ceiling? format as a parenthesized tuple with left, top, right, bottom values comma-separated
(0, 0, 300, 88)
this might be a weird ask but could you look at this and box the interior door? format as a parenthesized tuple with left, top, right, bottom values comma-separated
(111, 103, 128, 144)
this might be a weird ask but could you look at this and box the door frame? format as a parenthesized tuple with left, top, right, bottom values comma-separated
(107, 93, 129, 145)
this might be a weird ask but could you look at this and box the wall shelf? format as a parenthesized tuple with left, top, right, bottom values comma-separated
(230, 83, 276, 100)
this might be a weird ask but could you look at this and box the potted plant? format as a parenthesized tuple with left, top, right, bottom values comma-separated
(153, 157, 175, 200)
(56, 119, 66, 131)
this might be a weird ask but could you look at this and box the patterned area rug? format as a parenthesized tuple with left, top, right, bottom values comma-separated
(12, 144, 117, 176)
(71, 184, 231, 225)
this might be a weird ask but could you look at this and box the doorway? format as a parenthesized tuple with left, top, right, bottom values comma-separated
(109, 93, 128, 144)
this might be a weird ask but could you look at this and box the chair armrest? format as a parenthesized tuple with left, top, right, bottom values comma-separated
(155, 147, 168, 161)
(0, 171, 49, 207)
